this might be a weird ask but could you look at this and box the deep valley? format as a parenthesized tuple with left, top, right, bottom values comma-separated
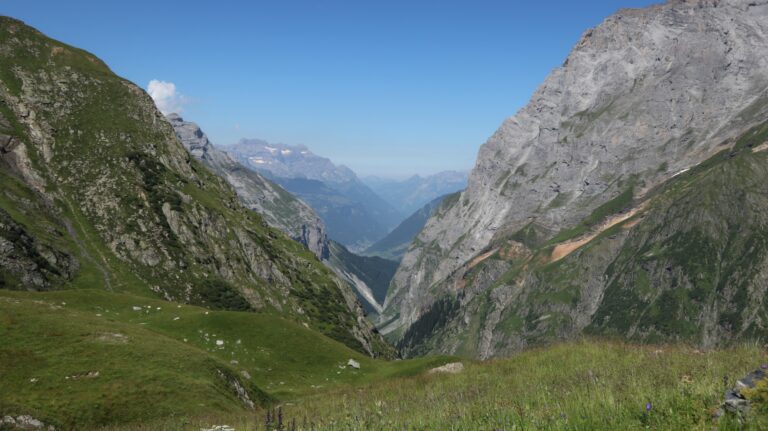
(4, 1, 768, 429)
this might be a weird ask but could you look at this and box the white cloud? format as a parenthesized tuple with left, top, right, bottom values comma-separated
(147, 79, 188, 114)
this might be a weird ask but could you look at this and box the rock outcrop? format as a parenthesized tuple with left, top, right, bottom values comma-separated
(717, 367, 768, 418)
(383, 0, 768, 357)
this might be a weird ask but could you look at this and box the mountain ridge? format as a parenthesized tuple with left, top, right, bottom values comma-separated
(167, 113, 330, 259)
(0, 16, 391, 357)
(382, 0, 768, 356)
(226, 139, 403, 250)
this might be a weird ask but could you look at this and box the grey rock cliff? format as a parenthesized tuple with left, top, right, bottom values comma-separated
(383, 0, 768, 342)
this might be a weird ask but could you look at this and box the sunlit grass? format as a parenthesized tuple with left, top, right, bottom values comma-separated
(105, 340, 768, 430)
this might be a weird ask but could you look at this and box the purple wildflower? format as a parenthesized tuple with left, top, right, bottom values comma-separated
(761, 364, 768, 370)
(646, 402, 652, 412)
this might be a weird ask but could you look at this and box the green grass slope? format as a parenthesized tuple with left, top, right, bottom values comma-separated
(0, 292, 269, 429)
(0, 289, 451, 429)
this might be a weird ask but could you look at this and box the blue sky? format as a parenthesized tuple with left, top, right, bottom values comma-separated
(3, 0, 658, 177)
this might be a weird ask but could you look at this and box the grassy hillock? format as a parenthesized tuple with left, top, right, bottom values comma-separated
(0, 292, 269, 429)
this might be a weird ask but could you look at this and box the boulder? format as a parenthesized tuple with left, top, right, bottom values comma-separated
(428, 362, 464, 374)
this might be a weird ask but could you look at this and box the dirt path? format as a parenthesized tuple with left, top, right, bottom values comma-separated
(752, 141, 768, 153)
(468, 248, 499, 270)
(550, 203, 646, 262)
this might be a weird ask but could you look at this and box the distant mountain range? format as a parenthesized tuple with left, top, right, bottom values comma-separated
(168, 115, 398, 316)
(226, 139, 358, 184)
(364, 171, 468, 216)
(225, 140, 402, 251)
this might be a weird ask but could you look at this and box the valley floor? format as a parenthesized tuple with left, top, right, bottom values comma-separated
(102, 341, 768, 431)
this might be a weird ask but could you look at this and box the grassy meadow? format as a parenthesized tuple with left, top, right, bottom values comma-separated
(0, 290, 449, 429)
(102, 341, 768, 430)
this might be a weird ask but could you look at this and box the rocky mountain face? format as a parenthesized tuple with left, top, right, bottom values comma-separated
(0, 17, 392, 357)
(364, 194, 449, 262)
(167, 114, 329, 259)
(364, 171, 468, 216)
(382, 0, 768, 357)
(226, 140, 403, 251)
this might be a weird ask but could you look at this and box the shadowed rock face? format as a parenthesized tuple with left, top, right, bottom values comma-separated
(383, 0, 768, 353)
(167, 114, 329, 260)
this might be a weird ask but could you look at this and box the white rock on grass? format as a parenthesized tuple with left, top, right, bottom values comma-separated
(428, 362, 464, 374)
(2, 415, 51, 430)
(347, 359, 360, 369)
